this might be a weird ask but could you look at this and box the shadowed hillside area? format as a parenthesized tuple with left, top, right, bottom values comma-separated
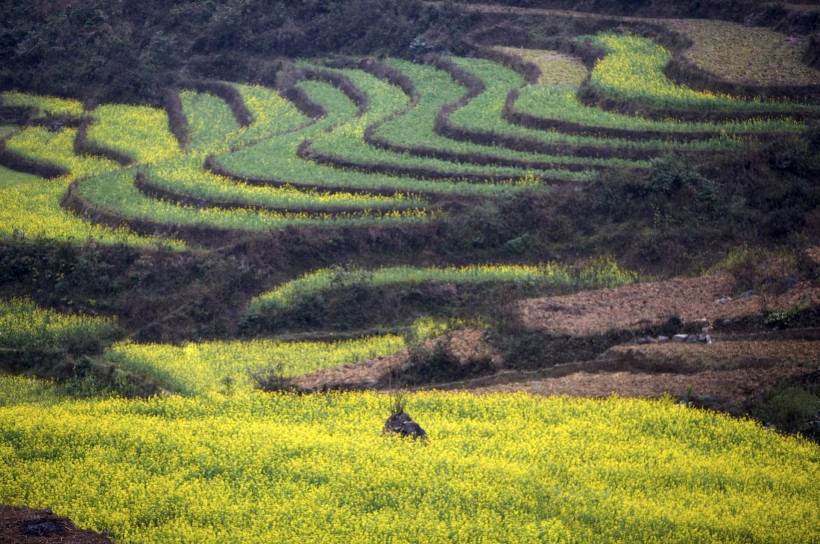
(1, 0, 819, 542)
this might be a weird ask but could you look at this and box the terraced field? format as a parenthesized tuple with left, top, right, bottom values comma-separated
(2, 26, 815, 246)
(1, 10, 819, 543)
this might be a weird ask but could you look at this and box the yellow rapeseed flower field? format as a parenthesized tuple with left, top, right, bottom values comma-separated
(0, 298, 117, 350)
(1, 91, 85, 118)
(0, 378, 817, 543)
(0, 125, 184, 247)
(107, 335, 406, 395)
(88, 104, 181, 164)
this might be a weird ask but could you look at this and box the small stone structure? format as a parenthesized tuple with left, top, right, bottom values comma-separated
(383, 411, 427, 440)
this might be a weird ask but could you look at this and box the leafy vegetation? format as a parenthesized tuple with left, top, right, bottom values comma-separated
(229, 83, 310, 145)
(247, 259, 638, 318)
(0, 3, 818, 541)
(179, 91, 240, 154)
(144, 157, 424, 213)
(1, 126, 183, 247)
(87, 104, 181, 164)
(1, 91, 84, 118)
(302, 64, 597, 183)
(514, 83, 803, 134)
(585, 32, 820, 111)
(374, 59, 648, 169)
(0, 298, 117, 353)
(214, 79, 548, 197)
(106, 335, 406, 395)
(493, 47, 589, 86)
(446, 57, 742, 154)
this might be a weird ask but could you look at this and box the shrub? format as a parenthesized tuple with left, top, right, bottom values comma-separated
(755, 386, 820, 435)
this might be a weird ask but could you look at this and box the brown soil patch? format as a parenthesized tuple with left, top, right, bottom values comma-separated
(467, 366, 816, 412)
(290, 328, 500, 391)
(0, 506, 113, 544)
(518, 272, 819, 335)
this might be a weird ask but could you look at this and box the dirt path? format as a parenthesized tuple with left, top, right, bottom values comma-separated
(0, 506, 113, 544)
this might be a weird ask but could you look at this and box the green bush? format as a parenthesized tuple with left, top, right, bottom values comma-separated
(755, 386, 820, 435)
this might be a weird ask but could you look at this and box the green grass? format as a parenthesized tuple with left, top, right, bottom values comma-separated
(494, 47, 589, 86)
(586, 32, 820, 112)
(375, 59, 648, 170)
(75, 168, 428, 232)
(230, 83, 311, 145)
(0, 125, 184, 247)
(163, 89, 423, 213)
(0, 125, 19, 141)
(304, 64, 597, 182)
(0, 298, 118, 352)
(5, 126, 119, 179)
(0, 164, 39, 188)
(143, 156, 427, 212)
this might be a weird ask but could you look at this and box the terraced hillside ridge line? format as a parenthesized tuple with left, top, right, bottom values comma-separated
(579, 32, 820, 121)
(437, 57, 740, 161)
(178, 90, 241, 155)
(504, 86, 803, 142)
(297, 137, 593, 186)
(496, 44, 804, 141)
(0, 122, 182, 247)
(179, 79, 254, 127)
(246, 260, 638, 318)
(296, 65, 370, 117)
(0, 91, 85, 120)
(292, 63, 597, 185)
(492, 47, 590, 86)
(294, 63, 599, 185)
(134, 166, 427, 215)
(164, 88, 191, 150)
(230, 83, 315, 145)
(67, 168, 429, 246)
(0, 140, 70, 179)
(293, 59, 589, 183)
(74, 117, 134, 167)
(366, 59, 649, 173)
(85, 103, 182, 165)
(210, 79, 555, 198)
(462, 6, 820, 106)
(278, 85, 326, 120)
